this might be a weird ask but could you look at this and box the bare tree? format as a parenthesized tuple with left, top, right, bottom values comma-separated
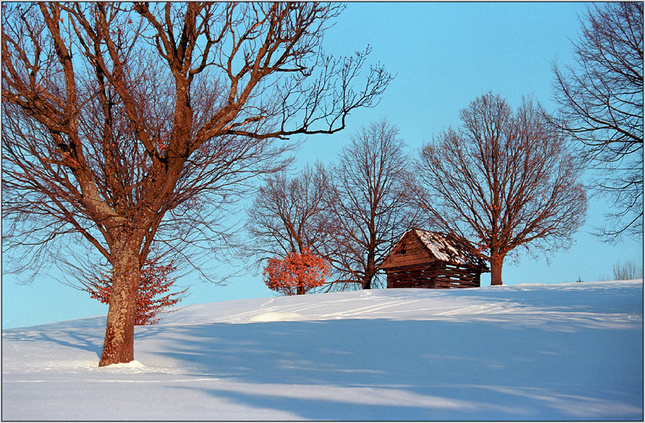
(2, 2, 392, 366)
(325, 120, 420, 290)
(553, 2, 643, 241)
(416, 93, 587, 286)
(246, 163, 360, 293)
(246, 163, 334, 262)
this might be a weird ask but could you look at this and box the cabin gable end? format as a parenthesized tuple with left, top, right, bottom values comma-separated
(381, 231, 435, 270)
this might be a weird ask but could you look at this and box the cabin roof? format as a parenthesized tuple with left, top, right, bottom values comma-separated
(381, 229, 489, 271)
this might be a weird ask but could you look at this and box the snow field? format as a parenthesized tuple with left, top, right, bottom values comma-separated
(2, 280, 643, 420)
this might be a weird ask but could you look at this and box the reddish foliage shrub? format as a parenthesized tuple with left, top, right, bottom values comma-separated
(263, 249, 330, 295)
(85, 257, 188, 325)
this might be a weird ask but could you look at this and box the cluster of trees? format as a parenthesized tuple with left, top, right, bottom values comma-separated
(253, 2, 643, 293)
(249, 95, 588, 291)
(2, 2, 640, 366)
(248, 120, 419, 292)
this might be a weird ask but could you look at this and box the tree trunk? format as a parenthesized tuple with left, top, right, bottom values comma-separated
(490, 254, 504, 286)
(363, 255, 376, 290)
(98, 241, 141, 367)
(362, 273, 373, 290)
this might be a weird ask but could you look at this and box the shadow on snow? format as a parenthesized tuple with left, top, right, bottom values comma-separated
(135, 314, 642, 420)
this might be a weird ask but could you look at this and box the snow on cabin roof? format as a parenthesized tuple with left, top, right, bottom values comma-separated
(414, 229, 468, 264)
(380, 229, 489, 271)
(412, 229, 487, 269)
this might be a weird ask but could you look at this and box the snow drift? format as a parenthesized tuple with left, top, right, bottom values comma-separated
(2, 280, 643, 420)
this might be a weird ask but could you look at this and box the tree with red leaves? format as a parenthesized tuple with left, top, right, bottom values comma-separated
(84, 257, 188, 325)
(264, 249, 330, 296)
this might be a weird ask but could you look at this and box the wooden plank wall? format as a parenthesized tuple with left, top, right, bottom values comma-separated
(380, 233, 434, 269)
(386, 263, 481, 289)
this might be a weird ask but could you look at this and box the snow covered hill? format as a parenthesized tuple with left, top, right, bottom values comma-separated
(2, 281, 643, 420)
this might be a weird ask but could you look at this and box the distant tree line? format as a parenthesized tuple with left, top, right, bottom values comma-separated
(597, 259, 644, 282)
(611, 260, 643, 281)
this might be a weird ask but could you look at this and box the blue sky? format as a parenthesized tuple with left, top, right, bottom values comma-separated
(3, 2, 643, 329)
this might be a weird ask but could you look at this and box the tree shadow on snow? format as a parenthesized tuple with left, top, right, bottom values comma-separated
(135, 315, 642, 420)
(2, 317, 105, 357)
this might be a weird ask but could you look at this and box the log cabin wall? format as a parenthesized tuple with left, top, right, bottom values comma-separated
(385, 263, 481, 289)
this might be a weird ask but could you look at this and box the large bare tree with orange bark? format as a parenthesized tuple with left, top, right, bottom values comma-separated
(2, 2, 392, 366)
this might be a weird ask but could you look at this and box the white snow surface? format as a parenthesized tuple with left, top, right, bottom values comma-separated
(3, 280, 643, 420)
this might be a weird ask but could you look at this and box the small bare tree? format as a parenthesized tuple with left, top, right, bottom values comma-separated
(553, 2, 643, 241)
(245, 163, 356, 292)
(416, 93, 587, 286)
(2, 2, 392, 366)
(246, 163, 335, 263)
(612, 260, 644, 281)
(325, 120, 420, 290)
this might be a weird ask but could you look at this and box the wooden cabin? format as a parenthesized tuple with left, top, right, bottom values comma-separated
(380, 229, 489, 289)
